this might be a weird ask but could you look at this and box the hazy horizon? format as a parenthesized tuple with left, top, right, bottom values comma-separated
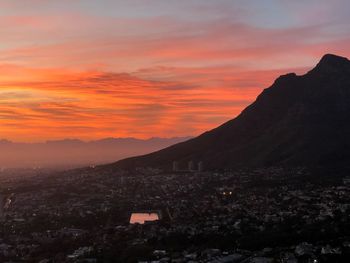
(0, 136, 191, 169)
(0, 135, 193, 144)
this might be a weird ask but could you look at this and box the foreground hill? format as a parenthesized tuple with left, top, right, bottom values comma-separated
(109, 54, 350, 171)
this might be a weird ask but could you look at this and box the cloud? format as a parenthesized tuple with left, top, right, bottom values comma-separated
(0, 0, 349, 141)
(0, 9, 348, 71)
(0, 60, 311, 142)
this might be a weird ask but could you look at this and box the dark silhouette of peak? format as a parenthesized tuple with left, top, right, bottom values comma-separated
(311, 54, 350, 74)
(319, 54, 349, 66)
(108, 54, 350, 171)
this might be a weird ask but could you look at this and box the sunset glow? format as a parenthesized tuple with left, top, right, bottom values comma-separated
(1, 0, 350, 142)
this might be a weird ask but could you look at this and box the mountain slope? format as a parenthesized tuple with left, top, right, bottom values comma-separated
(110, 54, 350, 170)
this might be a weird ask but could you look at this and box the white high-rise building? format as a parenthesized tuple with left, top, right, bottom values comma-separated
(188, 161, 194, 171)
(198, 161, 203, 172)
(0, 194, 4, 220)
(172, 161, 179, 172)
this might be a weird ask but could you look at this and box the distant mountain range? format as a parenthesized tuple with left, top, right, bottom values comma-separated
(109, 54, 350, 171)
(0, 137, 191, 169)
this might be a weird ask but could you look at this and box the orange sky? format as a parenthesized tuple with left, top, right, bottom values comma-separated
(1, 1, 350, 142)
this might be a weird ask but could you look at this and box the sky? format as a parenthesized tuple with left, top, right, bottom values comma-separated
(0, 0, 350, 142)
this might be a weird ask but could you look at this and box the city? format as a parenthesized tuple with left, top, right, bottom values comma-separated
(0, 166, 349, 262)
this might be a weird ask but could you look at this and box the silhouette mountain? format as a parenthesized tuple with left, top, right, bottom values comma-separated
(110, 54, 350, 170)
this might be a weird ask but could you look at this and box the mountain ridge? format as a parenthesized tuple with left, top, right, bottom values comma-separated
(107, 54, 350, 171)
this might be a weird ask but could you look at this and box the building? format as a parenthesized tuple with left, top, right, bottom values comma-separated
(198, 161, 204, 172)
(0, 194, 4, 220)
(172, 161, 179, 172)
(188, 161, 194, 171)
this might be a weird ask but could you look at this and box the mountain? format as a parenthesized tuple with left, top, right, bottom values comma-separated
(110, 54, 350, 171)
(0, 137, 191, 169)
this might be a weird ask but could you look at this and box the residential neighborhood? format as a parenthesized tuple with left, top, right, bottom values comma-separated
(0, 167, 349, 262)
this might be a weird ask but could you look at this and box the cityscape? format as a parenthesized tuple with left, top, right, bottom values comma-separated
(0, 166, 350, 262)
(1, 1, 350, 263)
